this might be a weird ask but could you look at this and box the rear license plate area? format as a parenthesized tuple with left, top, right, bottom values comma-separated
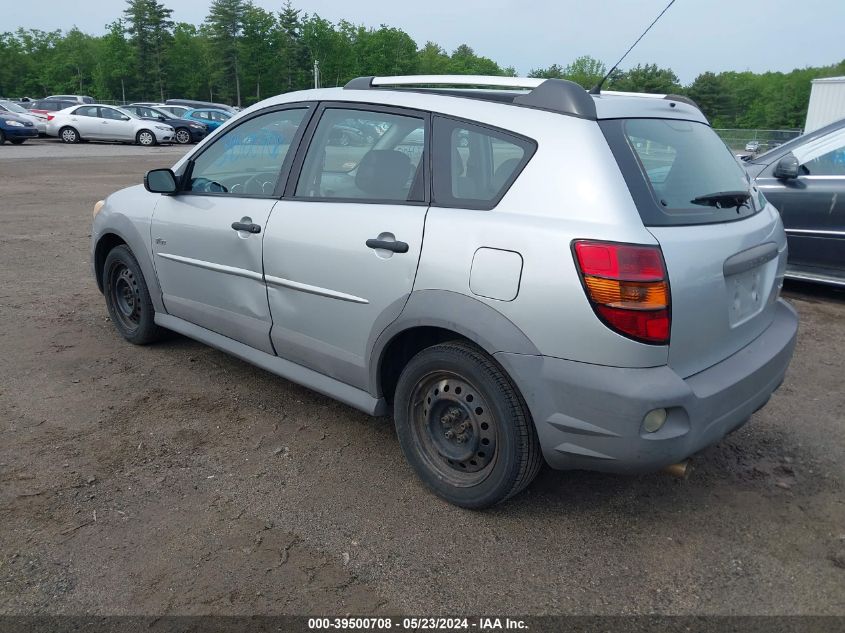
(727, 267, 765, 326)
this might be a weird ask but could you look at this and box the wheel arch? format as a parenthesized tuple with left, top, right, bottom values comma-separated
(94, 232, 127, 292)
(369, 290, 541, 404)
(92, 215, 165, 313)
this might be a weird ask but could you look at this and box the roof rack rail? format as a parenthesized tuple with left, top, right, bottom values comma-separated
(343, 75, 597, 120)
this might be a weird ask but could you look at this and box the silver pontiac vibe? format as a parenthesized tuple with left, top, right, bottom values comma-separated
(91, 76, 797, 508)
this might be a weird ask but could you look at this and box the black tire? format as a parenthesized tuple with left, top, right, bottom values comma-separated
(10, 139, 25, 145)
(103, 245, 163, 345)
(0, 130, 6, 145)
(174, 127, 192, 144)
(393, 341, 542, 508)
(60, 126, 80, 143)
(136, 129, 156, 146)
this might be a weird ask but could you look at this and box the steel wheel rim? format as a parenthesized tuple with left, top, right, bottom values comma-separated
(409, 370, 498, 487)
(62, 129, 75, 142)
(139, 132, 153, 145)
(176, 129, 190, 144)
(108, 263, 141, 332)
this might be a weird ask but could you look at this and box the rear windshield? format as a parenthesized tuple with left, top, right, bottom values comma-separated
(601, 118, 761, 226)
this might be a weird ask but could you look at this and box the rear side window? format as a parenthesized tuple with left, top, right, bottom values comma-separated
(601, 118, 759, 226)
(432, 116, 535, 210)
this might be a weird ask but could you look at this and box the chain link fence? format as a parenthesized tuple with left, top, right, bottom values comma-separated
(715, 128, 803, 153)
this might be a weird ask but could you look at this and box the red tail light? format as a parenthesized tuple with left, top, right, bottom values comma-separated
(573, 240, 670, 344)
(46, 114, 55, 121)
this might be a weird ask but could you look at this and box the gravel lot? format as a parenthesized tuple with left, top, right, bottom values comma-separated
(1, 139, 844, 616)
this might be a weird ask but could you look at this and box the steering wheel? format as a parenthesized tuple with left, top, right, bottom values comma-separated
(242, 172, 277, 195)
(190, 177, 227, 193)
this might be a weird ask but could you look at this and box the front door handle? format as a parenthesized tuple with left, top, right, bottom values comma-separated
(231, 221, 261, 234)
(366, 238, 409, 253)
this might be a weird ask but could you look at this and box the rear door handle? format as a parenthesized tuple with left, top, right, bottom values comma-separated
(231, 221, 261, 234)
(366, 238, 409, 253)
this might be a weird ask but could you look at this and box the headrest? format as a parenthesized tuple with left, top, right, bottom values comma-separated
(493, 158, 521, 191)
(355, 150, 412, 199)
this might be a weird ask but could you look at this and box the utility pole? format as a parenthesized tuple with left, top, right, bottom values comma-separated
(313, 59, 320, 89)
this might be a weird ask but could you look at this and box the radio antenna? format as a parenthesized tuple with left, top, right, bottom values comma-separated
(589, 0, 678, 95)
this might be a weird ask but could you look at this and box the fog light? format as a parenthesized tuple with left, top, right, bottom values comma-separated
(643, 408, 667, 433)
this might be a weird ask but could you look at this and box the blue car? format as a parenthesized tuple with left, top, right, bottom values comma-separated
(0, 112, 39, 144)
(182, 108, 232, 132)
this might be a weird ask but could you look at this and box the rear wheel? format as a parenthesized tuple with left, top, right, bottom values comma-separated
(174, 128, 191, 144)
(136, 129, 156, 146)
(10, 139, 25, 145)
(103, 245, 163, 345)
(60, 126, 79, 143)
(393, 341, 542, 508)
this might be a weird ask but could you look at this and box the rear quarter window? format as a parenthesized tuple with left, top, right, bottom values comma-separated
(432, 116, 535, 210)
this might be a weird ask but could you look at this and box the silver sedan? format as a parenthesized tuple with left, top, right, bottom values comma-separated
(46, 104, 175, 145)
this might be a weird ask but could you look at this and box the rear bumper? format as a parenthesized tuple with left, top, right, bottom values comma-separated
(496, 299, 798, 473)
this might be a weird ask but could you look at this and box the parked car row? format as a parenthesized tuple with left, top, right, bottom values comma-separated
(1, 103, 234, 147)
(0, 94, 236, 146)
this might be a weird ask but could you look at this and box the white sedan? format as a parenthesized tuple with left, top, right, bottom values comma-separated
(46, 104, 175, 145)
(0, 100, 46, 133)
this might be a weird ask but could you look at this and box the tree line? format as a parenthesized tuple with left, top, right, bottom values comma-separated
(1, 0, 842, 130)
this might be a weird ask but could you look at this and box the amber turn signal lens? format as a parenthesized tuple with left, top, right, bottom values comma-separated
(583, 276, 669, 310)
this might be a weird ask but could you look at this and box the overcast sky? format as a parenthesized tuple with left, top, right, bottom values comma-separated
(8, 0, 844, 84)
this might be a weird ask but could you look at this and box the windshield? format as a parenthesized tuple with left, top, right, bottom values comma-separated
(601, 118, 761, 226)
(0, 101, 28, 114)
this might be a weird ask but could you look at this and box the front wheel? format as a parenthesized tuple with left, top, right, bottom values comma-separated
(136, 129, 156, 146)
(174, 128, 191, 144)
(10, 139, 26, 145)
(393, 341, 542, 508)
(0, 130, 6, 145)
(103, 245, 163, 345)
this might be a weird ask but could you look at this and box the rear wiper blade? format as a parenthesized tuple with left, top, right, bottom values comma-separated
(690, 190, 751, 209)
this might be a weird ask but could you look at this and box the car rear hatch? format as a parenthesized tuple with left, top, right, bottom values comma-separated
(600, 115, 786, 378)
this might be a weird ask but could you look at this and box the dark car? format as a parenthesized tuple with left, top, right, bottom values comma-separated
(122, 105, 208, 144)
(0, 112, 39, 144)
(745, 118, 845, 287)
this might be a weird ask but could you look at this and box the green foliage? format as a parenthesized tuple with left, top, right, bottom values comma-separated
(611, 63, 681, 94)
(529, 55, 606, 88)
(123, 0, 173, 101)
(204, 0, 246, 105)
(0, 1, 842, 132)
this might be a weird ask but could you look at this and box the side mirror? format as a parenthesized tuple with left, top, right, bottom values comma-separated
(144, 168, 178, 194)
(120, 115, 130, 121)
(773, 154, 800, 180)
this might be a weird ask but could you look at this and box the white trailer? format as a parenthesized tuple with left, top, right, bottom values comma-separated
(805, 76, 845, 132)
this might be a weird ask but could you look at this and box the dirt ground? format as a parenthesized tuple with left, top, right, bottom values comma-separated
(1, 140, 844, 617)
